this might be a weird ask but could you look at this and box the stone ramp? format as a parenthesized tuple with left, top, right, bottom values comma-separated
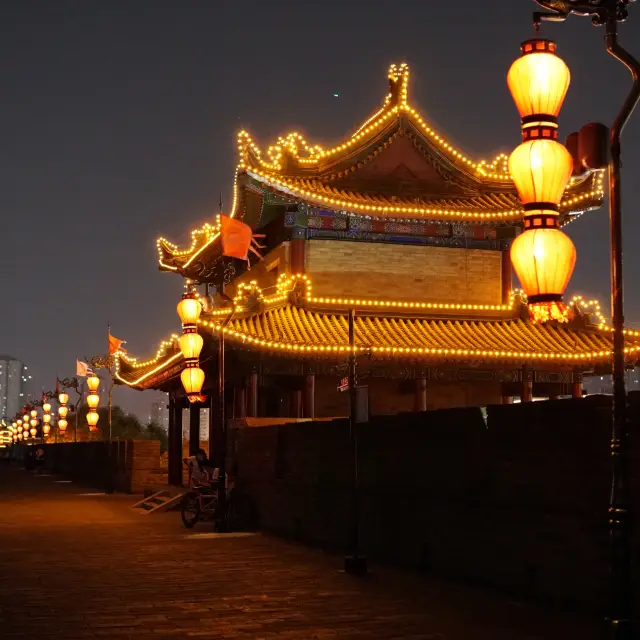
(131, 489, 183, 514)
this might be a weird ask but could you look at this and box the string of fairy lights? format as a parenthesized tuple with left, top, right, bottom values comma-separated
(112, 267, 640, 390)
(157, 62, 603, 263)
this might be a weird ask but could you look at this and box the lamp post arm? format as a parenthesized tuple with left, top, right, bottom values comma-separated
(606, 17, 640, 141)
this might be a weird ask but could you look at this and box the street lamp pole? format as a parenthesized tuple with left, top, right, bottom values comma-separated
(605, 13, 640, 637)
(534, 2, 640, 636)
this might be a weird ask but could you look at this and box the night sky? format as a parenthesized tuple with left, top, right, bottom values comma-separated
(2, 1, 640, 419)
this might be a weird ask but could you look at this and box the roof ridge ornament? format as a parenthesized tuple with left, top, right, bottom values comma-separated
(387, 62, 410, 109)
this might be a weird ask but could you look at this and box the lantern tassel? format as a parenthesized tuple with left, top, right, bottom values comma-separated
(529, 300, 570, 324)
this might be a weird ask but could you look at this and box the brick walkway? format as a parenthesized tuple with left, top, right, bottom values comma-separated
(0, 463, 604, 639)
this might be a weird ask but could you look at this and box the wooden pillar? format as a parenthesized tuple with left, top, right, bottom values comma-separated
(573, 371, 584, 398)
(414, 376, 427, 412)
(290, 390, 302, 418)
(501, 249, 513, 305)
(303, 371, 315, 418)
(290, 237, 306, 274)
(188, 403, 200, 456)
(168, 392, 184, 486)
(234, 387, 246, 419)
(247, 369, 258, 417)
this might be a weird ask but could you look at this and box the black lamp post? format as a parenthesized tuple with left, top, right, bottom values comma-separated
(534, 2, 639, 637)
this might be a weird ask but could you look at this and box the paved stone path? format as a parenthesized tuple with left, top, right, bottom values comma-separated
(0, 462, 604, 639)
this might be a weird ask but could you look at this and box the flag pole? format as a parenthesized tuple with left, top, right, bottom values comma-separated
(107, 324, 112, 442)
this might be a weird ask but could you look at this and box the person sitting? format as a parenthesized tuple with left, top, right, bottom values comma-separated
(183, 448, 230, 495)
(183, 448, 217, 491)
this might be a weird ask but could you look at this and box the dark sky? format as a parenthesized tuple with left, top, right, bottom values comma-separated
(2, 1, 640, 419)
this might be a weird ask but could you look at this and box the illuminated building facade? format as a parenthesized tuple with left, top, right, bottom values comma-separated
(114, 64, 638, 424)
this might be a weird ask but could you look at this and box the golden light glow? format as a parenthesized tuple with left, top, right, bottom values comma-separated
(58, 405, 69, 418)
(181, 367, 205, 396)
(30, 427, 37, 437)
(42, 414, 51, 424)
(29, 418, 37, 428)
(511, 228, 576, 302)
(508, 139, 573, 206)
(155, 62, 603, 268)
(177, 297, 202, 326)
(87, 393, 100, 410)
(30, 409, 37, 418)
(86, 411, 99, 428)
(87, 375, 100, 393)
(58, 392, 69, 405)
(507, 40, 570, 122)
(43, 402, 51, 413)
(58, 419, 68, 432)
(43, 424, 50, 436)
(179, 333, 203, 360)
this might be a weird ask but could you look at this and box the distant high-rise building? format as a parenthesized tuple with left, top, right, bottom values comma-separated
(0, 356, 30, 419)
(149, 401, 168, 431)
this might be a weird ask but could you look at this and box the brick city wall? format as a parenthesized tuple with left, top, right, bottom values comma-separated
(305, 240, 502, 304)
(230, 394, 640, 614)
(38, 440, 162, 493)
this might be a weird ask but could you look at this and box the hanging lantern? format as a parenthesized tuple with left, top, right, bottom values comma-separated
(509, 139, 573, 208)
(17, 432, 22, 441)
(179, 333, 204, 360)
(42, 414, 51, 424)
(507, 39, 570, 133)
(511, 227, 576, 322)
(177, 294, 202, 327)
(178, 290, 206, 402)
(86, 393, 100, 409)
(181, 366, 205, 400)
(86, 410, 99, 431)
(43, 424, 50, 436)
(58, 419, 68, 434)
(30, 418, 38, 428)
(87, 375, 100, 393)
(43, 402, 51, 413)
(30, 409, 37, 419)
(58, 405, 69, 418)
(507, 38, 576, 323)
(30, 427, 37, 437)
(58, 391, 69, 405)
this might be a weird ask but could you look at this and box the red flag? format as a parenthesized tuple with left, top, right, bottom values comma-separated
(108, 333, 126, 355)
(220, 215, 252, 261)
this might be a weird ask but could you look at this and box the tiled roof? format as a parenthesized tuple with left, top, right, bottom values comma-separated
(221, 306, 632, 362)
(114, 304, 640, 390)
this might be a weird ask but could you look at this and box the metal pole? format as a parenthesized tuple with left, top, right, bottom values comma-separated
(108, 381, 113, 443)
(605, 13, 640, 637)
(345, 308, 366, 574)
(217, 304, 227, 527)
